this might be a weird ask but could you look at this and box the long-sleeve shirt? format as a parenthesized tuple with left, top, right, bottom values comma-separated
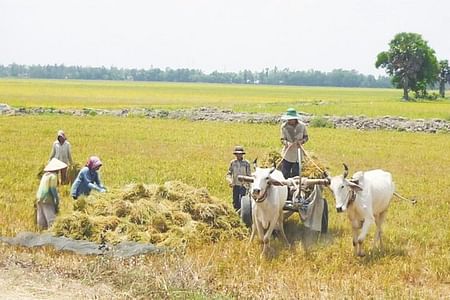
(280, 121, 309, 163)
(49, 141, 73, 165)
(36, 172, 59, 206)
(226, 159, 251, 186)
(71, 167, 105, 198)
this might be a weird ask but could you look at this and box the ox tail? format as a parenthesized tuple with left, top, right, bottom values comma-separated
(393, 192, 417, 205)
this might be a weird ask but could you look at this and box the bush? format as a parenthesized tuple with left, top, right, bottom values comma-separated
(309, 116, 334, 128)
(427, 92, 440, 100)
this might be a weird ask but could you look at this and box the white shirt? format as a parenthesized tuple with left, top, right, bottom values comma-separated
(50, 141, 73, 164)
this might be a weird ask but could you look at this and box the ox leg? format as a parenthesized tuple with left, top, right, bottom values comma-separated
(374, 210, 387, 250)
(262, 221, 278, 258)
(249, 222, 256, 244)
(277, 211, 290, 247)
(351, 220, 361, 256)
(357, 217, 374, 257)
(255, 221, 267, 258)
(255, 221, 265, 242)
(249, 211, 257, 245)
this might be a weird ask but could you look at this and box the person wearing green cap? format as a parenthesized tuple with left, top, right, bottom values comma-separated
(226, 146, 251, 211)
(280, 108, 309, 179)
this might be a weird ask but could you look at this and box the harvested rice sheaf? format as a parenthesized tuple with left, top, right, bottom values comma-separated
(260, 150, 328, 178)
(51, 181, 248, 248)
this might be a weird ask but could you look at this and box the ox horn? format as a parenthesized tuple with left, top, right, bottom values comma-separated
(253, 158, 258, 169)
(323, 170, 331, 185)
(343, 163, 349, 179)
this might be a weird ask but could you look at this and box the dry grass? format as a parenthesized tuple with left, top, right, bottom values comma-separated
(0, 115, 449, 298)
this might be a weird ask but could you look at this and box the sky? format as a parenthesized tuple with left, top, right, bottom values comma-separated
(1, 0, 449, 76)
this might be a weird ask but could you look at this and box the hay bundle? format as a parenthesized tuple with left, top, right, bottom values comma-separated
(67, 163, 82, 184)
(52, 212, 93, 240)
(260, 150, 328, 178)
(51, 181, 248, 248)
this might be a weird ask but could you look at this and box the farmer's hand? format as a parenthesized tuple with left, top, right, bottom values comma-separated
(99, 188, 106, 193)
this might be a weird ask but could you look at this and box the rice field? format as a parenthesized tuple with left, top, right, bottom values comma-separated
(1, 78, 450, 119)
(0, 111, 449, 298)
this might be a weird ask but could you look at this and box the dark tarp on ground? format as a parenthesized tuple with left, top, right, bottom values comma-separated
(0, 232, 162, 257)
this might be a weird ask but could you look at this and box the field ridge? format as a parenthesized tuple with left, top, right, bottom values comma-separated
(1, 104, 449, 133)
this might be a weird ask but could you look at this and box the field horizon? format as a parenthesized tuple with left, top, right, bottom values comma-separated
(1, 78, 450, 120)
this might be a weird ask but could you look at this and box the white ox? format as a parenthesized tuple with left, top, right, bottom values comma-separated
(248, 166, 289, 258)
(328, 164, 394, 257)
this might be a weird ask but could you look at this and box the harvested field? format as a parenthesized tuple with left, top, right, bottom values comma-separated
(1, 114, 449, 299)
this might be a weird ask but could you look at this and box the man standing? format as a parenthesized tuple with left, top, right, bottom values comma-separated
(49, 130, 73, 184)
(226, 146, 251, 211)
(280, 108, 309, 179)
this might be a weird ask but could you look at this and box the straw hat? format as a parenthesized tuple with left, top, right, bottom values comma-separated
(44, 158, 68, 172)
(281, 108, 301, 121)
(233, 146, 246, 154)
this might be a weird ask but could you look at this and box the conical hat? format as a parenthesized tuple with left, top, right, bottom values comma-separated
(44, 158, 68, 172)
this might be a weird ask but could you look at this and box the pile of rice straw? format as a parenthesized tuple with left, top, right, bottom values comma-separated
(52, 181, 247, 248)
(260, 150, 328, 178)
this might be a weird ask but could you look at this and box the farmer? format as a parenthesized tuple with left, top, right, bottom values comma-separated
(226, 146, 251, 211)
(36, 158, 67, 229)
(49, 130, 73, 185)
(280, 108, 309, 179)
(71, 156, 107, 199)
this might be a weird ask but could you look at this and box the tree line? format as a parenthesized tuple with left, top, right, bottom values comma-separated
(0, 64, 392, 88)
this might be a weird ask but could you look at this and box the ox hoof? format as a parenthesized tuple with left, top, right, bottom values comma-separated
(261, 247, 275, 259)
(357, 251, 366, 257)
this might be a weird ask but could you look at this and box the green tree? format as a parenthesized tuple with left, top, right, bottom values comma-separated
(438, 60, 450, 98)
(375, 32, 439, 100)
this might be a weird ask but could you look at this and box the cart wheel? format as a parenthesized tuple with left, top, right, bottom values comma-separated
(240, 195, 252, 228)
(321, 198, 328, 234)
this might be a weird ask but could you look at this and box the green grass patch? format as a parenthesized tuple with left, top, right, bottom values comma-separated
(1, 78, 450, 119)
(309, 116, 335, 128)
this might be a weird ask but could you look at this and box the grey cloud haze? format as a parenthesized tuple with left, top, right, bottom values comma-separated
(1, 0, 449, 75)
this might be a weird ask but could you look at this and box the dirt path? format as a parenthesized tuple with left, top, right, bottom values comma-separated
(0, 262, 118, 300)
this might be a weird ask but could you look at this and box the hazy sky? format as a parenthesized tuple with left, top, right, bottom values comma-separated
(1, 0, 449, 75)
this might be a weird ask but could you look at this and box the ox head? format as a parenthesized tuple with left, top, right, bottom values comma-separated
(328, 163, 363, 213)
(239, 159, 284, 202)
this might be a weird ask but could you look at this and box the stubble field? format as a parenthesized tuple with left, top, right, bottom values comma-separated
(0, 79, 449, 298)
